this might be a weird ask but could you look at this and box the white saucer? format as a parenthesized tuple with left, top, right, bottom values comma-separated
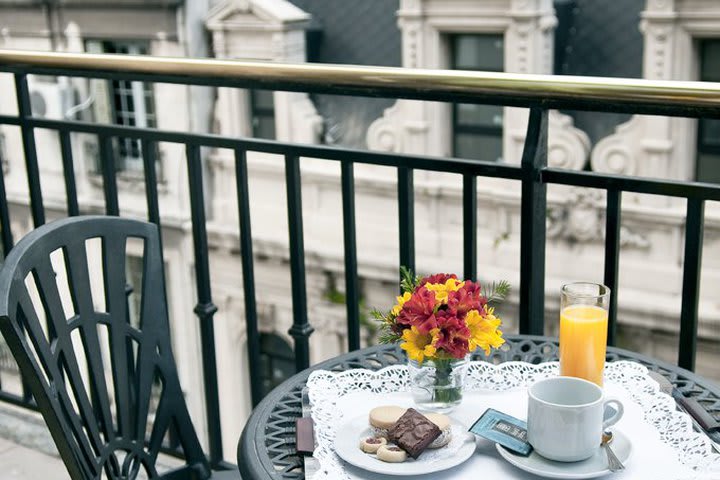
(496, 429, 633, 479)
(334, 415, 476, 476)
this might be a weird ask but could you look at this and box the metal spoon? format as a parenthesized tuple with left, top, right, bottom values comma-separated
(601, 431, 625, 472)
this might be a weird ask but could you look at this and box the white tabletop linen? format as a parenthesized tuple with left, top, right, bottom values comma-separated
(307, 361, 720, 480)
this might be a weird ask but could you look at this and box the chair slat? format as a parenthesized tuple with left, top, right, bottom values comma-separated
(63, 240, 117, 443)
(16, 287, 100, 475)
(32, 258, 105, 457)
(102, 234, 133, 438)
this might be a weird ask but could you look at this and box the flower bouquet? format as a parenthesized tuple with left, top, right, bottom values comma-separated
(374, 268, 509, 412)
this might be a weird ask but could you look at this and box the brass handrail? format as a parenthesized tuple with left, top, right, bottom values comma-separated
(1, 49, 720, 113)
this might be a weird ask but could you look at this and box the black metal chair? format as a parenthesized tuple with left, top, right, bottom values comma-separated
(0, 216, 239, 479)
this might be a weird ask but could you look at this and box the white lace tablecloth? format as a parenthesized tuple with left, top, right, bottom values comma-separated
(306, 361, 720, 480)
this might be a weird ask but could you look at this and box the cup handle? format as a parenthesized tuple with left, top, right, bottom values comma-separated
(602, 398, 624, 430)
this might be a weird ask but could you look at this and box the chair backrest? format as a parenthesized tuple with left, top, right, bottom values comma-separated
(0, 216, 211, 479)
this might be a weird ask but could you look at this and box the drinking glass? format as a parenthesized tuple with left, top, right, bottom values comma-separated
(559, 282, 610, 386)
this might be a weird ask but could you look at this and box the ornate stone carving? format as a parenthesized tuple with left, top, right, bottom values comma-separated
(367, 102, 403, 152)
(405, 26, 419, 69)
(591, 117, 641, 176)
(514, 23, 531, 74)
(547, 188, 604, 243)
(547, 188, 650, 248)
(547, 111, 591, 170)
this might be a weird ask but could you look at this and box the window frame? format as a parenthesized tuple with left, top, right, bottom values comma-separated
(449, 34, 505, 162)
(695, 39, 720, 183)
(85, 39, 158, 173)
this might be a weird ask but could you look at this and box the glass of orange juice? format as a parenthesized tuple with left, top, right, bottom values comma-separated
(559, 282, 610, 386)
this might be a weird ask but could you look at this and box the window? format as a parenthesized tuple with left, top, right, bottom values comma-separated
(258, 333, 294, 398)
(87, 40, 156, 171)
(250, 89, 276, 139)
(450, 35, 504, 162)
(697, 40, 720, 183)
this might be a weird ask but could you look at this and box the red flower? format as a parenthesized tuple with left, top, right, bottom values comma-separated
(418, 273, 457, 289)
(396, 287, 438, 334)
(446, 281, 486, 315)
(434, 310, 471, 359)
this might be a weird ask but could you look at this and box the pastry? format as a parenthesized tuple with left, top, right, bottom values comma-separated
(376, 445, 407, 463)
(388, 408, 441, 459)
(368, 406, 406, 438)
(425, 413, 452, 448)
(359, 436, 386, 453)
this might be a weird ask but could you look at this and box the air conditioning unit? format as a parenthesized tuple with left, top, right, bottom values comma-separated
(28, 77, 68, 120)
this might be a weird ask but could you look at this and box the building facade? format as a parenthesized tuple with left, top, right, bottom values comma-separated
(0, 0, 719, 461)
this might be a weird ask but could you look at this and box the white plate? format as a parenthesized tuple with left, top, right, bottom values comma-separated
(496, 429, 633, 479)
(334, 415, 476, 476)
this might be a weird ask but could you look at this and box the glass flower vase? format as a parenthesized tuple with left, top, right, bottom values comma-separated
(407, 355, 468, 414)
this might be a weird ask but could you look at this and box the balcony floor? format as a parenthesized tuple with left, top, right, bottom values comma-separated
(0, 401, 188, 479)
(0, 436, 67, 480)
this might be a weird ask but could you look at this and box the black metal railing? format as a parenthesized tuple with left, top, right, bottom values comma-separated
(0, 50, 719, 466)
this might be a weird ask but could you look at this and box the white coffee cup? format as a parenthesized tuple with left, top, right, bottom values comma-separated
(527, 376, 624, 462)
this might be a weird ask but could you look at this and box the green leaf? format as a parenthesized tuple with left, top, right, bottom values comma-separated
(400, 265, 421, 293)
(377, 325, 402, 344)
(483, 280, 511, 304)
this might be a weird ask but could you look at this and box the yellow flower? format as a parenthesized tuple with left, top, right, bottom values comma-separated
(466, 306, 505, 355)
(400, 326, 439, 363)
(425, 278, 465, 304)
(391, 292, 412, 316)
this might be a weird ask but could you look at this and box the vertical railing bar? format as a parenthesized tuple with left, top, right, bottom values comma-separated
(141, 139, 161, 228)
(0, 150, 14, 256)
(397, 167, 415, 285)
(284, 154, 313, 371)
(678, 198, 704, 371)
(462, 174, 477, 282)
(98, 134, 119, 216)
(603, 189, 622, 346)
(234, 148, 262, 407)
(184, 144, 223, 465)
(519, 108, 549, 335)
(59, 130, 79, 216)
(141, 139, 170, 328)
(341, 160, 360, 351)
(14, 73, 45, 227)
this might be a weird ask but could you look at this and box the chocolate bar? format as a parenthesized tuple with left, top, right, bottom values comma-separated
(295, 417, 315, 455)
(388, 408, 441, 459)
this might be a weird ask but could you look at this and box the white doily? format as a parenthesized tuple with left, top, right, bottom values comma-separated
(307, 361, 720, 480)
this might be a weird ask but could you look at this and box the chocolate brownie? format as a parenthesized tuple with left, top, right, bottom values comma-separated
(387, 408, 441, 459)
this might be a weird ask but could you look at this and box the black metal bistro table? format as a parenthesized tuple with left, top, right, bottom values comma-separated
(237, 335, 720, 479)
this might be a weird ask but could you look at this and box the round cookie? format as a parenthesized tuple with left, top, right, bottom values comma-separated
(376, 445, 407, 463)
(359, 436, 386, 453)
(424, 413, 452, 448)
(368, 406, 407, 438)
